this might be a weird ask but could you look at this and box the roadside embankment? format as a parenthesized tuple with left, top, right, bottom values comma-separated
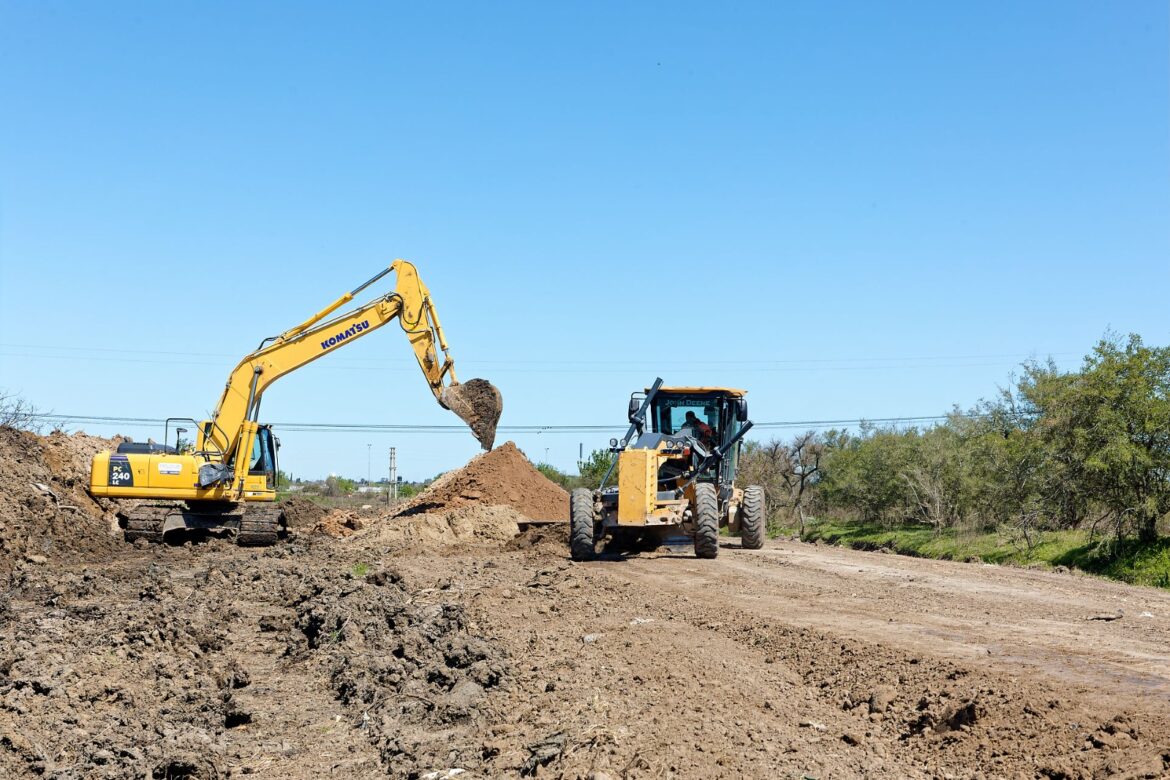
(795, 520, 1170, 588)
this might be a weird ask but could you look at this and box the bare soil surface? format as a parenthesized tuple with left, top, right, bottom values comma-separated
(385, 541, 1170, 779)
(5, 532, 1169, 779)
(3, 428, 1169, 778)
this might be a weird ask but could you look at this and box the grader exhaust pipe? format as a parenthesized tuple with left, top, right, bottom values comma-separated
(440, 378, 504, 450)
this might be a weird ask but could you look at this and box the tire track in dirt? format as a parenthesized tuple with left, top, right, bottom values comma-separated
(692, 542, 1170, 701)
(393, 539, 1170, 779)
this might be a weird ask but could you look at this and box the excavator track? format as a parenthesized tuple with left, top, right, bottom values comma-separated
(119, 503, 284, 547)
(236, 506, 283, 547)
(123, 506, 167, 544)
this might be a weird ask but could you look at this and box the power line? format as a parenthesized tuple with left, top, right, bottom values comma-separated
(0, 343, 1083, 370)
(0, 352, 1082, 376)
(30, 411, 970, 434)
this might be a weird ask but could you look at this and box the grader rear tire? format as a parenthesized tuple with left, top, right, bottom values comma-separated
(693, 483, 719, 559)
(740, 485, 766, 550)
(569, 488, 596, 561)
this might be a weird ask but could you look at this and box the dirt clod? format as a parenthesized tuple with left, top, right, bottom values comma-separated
(869, 685, 897, 714)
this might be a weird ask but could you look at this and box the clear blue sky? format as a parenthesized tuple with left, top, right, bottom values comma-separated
(2, 2, 1167, 481)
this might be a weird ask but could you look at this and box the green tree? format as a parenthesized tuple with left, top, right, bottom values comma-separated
(818, 425, 918, 525)
(577, 448, 617, 489)
(324, 475, 356, 497)
(536, 462, 574, 490)
(1025, 334, 1170, 542)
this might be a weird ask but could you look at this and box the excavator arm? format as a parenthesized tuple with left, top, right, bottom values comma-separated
(196, 260, 501, 484)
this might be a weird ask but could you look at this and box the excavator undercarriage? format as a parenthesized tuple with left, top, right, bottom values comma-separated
(122, 503, 284, 546)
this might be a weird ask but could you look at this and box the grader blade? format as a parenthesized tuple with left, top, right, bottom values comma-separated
(441, 378, 503, 450)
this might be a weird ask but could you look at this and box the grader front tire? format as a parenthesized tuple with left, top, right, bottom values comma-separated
(569, 488, 596, 562)
(693, 483, 719, 559)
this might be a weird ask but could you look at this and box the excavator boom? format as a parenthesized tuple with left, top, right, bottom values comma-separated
(200, 259, 501, 466)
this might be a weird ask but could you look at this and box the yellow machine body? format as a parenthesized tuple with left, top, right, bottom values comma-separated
(88, 260, 502, 544)
(616, 444, 690, 525)
(571, 379, 763, 561)
(89, 451, 275, 502)
(599, 383, 752, 531)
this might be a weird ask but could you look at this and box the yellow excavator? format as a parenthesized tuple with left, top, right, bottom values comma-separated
(88, 259, 503, 546)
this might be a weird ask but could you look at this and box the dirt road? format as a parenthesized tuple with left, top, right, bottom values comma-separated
(392, 536, 1170, 779)
(4, 530, 1170, 779)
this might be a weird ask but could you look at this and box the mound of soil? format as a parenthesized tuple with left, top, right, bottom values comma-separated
(0, 426, 124, 573)
(368, 504, 526, 550)
(314, 508, 365, 538)
(279, 496, 328, 531)
(393, 442, 568, 521)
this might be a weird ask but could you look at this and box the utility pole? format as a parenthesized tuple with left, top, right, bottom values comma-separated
(366, 443, 372, 485)
(389, 447, 397, 504)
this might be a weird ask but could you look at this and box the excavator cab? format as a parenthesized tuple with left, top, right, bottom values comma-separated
(569, 379, 766, 561)
(246, 426, 279, 490)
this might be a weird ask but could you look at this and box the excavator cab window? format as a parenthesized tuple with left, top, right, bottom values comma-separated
(249, 428, 276, 476)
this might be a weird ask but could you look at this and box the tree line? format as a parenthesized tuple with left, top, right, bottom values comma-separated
(739, 333, 1170, 545)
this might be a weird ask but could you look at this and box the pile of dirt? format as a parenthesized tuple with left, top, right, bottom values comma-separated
(393, 442, 568, 521)
(366, 505, 527, 551)
(279, 496, 328, 532)
(286, 559, 508, 775)
(0, 426, 124, 573)
(314, 508, 366, 538)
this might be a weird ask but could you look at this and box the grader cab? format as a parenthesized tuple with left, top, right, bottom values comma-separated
(569, 378, 766, 560)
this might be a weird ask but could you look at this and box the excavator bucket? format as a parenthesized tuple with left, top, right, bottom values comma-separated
(441, 378, 503, 450)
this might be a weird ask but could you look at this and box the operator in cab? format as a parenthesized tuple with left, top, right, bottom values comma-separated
(681, 411, 716, 447)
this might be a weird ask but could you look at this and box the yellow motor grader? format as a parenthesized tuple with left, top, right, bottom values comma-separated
(570, 378, 765, 560)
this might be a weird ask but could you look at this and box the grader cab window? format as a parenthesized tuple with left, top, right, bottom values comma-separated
(652, 396, 720, 441)
(650, 391, 746, 454)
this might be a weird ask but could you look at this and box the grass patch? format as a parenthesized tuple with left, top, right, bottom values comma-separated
(803, 521, 1087, 566)
(798, 520, 1170, 588)
(1054, 537, 1170, 588)
(350, 562, 371, 577)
